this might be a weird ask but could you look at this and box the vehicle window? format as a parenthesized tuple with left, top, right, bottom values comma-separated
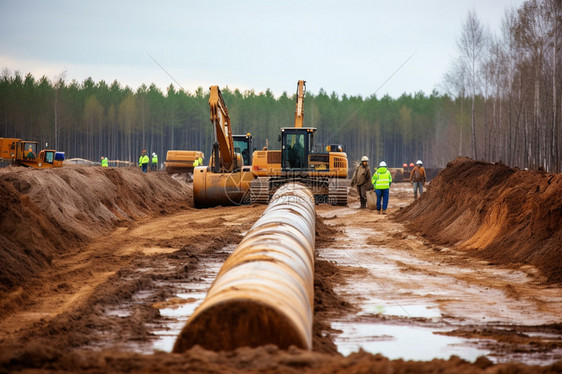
(286, 133, 305, 168)
(44, 151, 54, 164)
(233, 139, 250, 166)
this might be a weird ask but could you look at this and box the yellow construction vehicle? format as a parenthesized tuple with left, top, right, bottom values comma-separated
(192, 86, 257, 208)
(165, 133, 253, 176)
(0, 137, 64, 168)
(249, 80, 348, 205)
(165, 150, 205, 174)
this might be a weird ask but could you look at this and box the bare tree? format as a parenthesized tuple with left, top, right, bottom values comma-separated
(515, 0, 556, 170)
(443, 57, 469, 156)
(458, 9, 486, 160)
(544, 0, 561, 172)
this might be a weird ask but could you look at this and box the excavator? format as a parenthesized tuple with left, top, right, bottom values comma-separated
(249, 80, 348, 205)
(0, 138, 64, 168)
(192, 85, 257, 208)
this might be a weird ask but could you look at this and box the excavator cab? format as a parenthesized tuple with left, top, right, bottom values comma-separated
(21, 141, 38, 160)
(280, 127, 316, 171)
(233, 133, 254, 171)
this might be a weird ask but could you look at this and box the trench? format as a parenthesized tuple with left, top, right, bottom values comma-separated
(120, 184, 560, 365)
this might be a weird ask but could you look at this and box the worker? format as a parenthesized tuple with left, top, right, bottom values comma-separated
(372, 161, 392, 214)
(139, 149, 149, 173)
(26, 146, 35, 160)
(350, 156, 372, 209)
(193, 155, 203, 168)
(101, 156, 108, 167)
(151, 152, 158, 171)
(410, 160, 426, 199)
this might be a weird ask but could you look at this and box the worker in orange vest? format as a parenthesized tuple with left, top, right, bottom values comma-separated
(409, 160, 426, 199)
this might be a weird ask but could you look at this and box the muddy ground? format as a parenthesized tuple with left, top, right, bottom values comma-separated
(0, 158, 561, 373)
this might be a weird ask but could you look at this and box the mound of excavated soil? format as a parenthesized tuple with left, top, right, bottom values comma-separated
(395, 157, 562, 284)
(0, 166, 192, 295)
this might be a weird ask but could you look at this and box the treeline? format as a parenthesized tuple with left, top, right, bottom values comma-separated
(1, 0, 560, 172)
(0, 74, 452, 169)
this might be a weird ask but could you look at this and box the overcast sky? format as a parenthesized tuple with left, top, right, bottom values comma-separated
(1, 0, 526, 99)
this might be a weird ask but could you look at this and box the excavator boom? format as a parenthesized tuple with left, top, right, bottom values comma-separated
(209, 86, 235, 171)
(294, 80, 306, 128)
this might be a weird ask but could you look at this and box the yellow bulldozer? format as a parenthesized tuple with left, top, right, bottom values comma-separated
(0, 137, 64, 169)
(249, 80, 348, 205)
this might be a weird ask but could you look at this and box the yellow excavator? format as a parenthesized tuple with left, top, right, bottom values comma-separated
(192, 86, 257, 208)
(0, 138, 64, 168)
(249, 80, 348, 205)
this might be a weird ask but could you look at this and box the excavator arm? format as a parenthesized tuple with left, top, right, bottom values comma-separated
(294, 80, 306, 128)
(209, 85, 235, 172)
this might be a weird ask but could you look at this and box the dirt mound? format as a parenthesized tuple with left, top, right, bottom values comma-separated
(2, 344, 559, 373)
(0, 166, 192, 295)
(395, 157, 562, 284)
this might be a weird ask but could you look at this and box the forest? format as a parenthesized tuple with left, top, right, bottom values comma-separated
(1, 0, 560, 173)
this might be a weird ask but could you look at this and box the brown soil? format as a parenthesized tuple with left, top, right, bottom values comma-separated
(394, 157, 562, 284)
(0, 161, 560, 373)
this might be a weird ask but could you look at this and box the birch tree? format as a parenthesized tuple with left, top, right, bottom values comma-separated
(457, 9, 486, 160)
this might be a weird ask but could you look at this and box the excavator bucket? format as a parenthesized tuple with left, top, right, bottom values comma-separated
(193, 166, 256, 208)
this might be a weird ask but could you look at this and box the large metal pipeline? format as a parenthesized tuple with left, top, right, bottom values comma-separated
(173, 183, 316, 352)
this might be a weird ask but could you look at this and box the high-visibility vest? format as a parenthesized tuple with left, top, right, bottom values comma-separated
(101, 158, 108, 167)
(372, 167, 392, 189)
(139, 154, 149, 166)
(152, 155, 158, 164)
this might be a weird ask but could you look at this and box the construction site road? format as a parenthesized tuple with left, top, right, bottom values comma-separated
(0, 157, 561, 373)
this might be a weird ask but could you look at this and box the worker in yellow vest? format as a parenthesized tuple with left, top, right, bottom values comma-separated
(151, 152, 158, 171)
(139, 150, 149, 173)
(371, 161, 392, 214)
(101, 156, 108, 167)
(193, 156, 203, 168)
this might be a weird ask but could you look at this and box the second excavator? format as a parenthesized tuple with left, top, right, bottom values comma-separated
(250, 80, 348, 205)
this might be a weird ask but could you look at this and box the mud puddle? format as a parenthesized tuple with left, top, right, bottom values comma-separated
(316, 188, 562, 365)
(149, 244, 237, 353)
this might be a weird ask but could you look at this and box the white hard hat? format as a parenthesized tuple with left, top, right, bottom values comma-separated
(379, 161, 387, 167)
(361, 156, 369, 162)
(416, 160, 423, 165)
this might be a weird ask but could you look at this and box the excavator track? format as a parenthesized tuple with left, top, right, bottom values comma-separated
(250, 177, 270, 204)
(250, 177, 348, 206)
(328, 180, 348, 206)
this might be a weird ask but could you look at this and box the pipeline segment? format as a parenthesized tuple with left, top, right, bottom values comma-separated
(173, 183, 315, 352)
